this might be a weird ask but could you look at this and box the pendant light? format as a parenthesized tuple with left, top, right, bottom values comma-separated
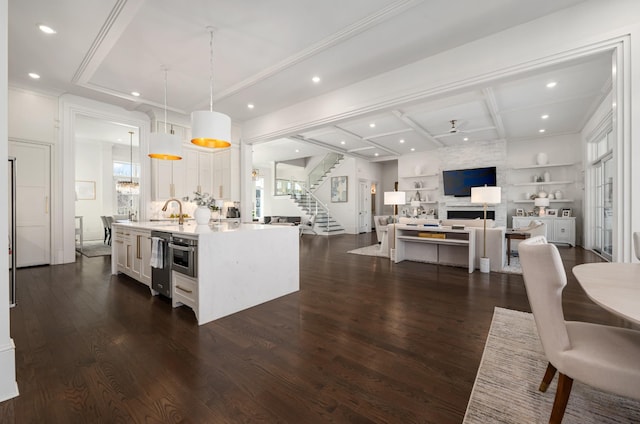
(190, 27, 231, 148)
(117, 131, 140, 193)
(148, 68, 182, 160)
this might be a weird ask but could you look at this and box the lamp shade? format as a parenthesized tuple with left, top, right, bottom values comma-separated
(471, 185, 501, 204)
(534, 197, 550, 207)
(384, 191, 406, 205)
(191, 110, 232, 148)
(148, 132, 182, 160)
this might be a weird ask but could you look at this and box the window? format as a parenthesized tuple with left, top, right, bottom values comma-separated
(114, 161, 140, 217)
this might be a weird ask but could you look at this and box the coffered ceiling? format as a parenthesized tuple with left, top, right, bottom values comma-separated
(9, 0, 610, 164)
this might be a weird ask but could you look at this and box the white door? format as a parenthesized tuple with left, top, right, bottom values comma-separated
(9, 141, 51, 267)
(358, 180, 370, 233)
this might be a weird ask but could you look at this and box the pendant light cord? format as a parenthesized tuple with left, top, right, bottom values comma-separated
(163, 68, 168, 133)
(208, 28, 214, 112)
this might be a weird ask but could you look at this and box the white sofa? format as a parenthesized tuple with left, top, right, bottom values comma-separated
(386, 217, 506, 272)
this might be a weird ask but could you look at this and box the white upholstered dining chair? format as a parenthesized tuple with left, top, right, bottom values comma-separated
(518, 236, 640, 423)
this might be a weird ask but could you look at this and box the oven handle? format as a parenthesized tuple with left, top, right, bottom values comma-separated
(168, 243, 196, 252)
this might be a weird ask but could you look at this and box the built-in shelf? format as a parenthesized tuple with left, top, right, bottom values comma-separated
(510, 162, 576, 170)
(512, 199, 574, 204)
(404, 187, 438, 191)
(511, 180, 574, 186)
(420, 201, 438, 204)
(400, 173, 438, 178)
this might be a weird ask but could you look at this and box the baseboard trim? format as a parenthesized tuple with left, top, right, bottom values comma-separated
(0, 338, 19, 402)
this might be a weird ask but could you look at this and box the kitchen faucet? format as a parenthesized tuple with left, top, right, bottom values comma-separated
(161, 198, 184, 225)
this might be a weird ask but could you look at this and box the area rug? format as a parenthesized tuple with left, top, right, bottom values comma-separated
(500, 255, 522, 274)
(77, 241, 112, 257)
(464, 307, 640, 423)
(347, 243, 389, 258)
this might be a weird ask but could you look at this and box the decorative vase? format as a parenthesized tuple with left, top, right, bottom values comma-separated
(537, 189, 548, 198)
(536, 152, 548, 165)
(543, 171, 550, 182)
(554, 190, 563, 200)
(548, 193, 555, 200)
(194, 206, 211, 225)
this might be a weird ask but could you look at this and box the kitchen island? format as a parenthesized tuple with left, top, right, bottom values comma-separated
(111, 221, 299, 325)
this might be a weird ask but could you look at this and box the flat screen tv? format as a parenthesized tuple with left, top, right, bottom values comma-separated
(442, 166, 496, 197)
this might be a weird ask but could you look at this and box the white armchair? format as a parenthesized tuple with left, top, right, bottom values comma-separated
(518, 236, 640, 423)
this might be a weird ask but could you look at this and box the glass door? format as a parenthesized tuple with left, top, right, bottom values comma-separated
(588, 129, 613, 260)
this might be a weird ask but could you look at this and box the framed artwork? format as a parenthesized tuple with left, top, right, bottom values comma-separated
(331, 176, 348, 202)
(547, 209, 558, 217)
(75, 180, 96, 200)
(515, 208, 524, 216)
(561, 208, 572, 217)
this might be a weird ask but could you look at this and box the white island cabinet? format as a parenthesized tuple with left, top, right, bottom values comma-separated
(112, 222, 299, 325)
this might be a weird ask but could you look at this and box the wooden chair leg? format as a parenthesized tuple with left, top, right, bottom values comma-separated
(539, 362, 557, 392)
(549, 373, 573, 424)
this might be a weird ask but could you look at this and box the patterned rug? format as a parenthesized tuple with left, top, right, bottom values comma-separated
(500, 255, 522, 274)
(347, 243, 389, 258)
(464, 307, 640, 423)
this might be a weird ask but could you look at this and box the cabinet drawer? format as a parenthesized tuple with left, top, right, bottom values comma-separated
(172, 271, 198, 309)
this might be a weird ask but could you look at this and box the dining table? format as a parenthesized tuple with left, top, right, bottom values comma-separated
(572, 262, 640, 326)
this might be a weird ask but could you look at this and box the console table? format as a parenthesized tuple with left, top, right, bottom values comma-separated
(394, 225, 476, 273)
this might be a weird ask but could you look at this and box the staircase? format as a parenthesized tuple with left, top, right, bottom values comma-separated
(291, 192, 344, 235)
(291, 153, 345, 235)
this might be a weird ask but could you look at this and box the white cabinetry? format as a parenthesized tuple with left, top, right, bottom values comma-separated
(172, 271, 198, 319)
(398, 173, 439, 205)
(113, 226, 152, 287)
(151, 159, 186, 200)
(512, 216, 575, 246)
(186, 149, 213, 195)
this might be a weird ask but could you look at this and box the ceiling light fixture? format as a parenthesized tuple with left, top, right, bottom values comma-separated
(247, 103, 254, 109)
(541, 114, 549, 119)
(539, 129, 546, 133)
(28, 72, 40, 79)
(295, 149, 300, 153)
(148, 68, 182, 160)
(369, 123, 376, 128)
(312, 76, 321, 83)
(374, 153, 379, 156)
(463, 137, 469, 141)
(116, 131, 140, 193)
(410, 148, 415, 152)
(38, 24, 56, 34)
(131, 91, 140, 97)
(191, 27, 231, 148)
(546, 81, 557, 88)
(399, 139, 405, 143)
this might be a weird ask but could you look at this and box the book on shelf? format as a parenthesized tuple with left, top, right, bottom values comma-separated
(418, 233, 446, 239)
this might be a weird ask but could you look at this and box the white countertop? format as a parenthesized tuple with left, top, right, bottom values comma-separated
(112, 221, 292, 237)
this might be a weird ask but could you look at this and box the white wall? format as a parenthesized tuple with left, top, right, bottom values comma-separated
(380, 161, 398, 215)
(0, 0, 18, 402)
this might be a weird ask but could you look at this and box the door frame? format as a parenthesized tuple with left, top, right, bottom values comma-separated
(357, 179, 371, 233)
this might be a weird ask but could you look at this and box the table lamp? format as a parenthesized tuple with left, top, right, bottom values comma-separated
(535, 197, 550, 216)
(384, 191, 406, 222)
(471, 185, 501, 273)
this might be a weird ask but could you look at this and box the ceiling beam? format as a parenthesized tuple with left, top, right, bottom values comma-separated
(391, 110, 444, 147)
(483, 87, 507, 140)
(332, 126, 400, 155)
(289, 135, 370, 161)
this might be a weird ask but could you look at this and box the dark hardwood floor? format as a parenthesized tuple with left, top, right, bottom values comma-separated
(1, 233, 631, 423)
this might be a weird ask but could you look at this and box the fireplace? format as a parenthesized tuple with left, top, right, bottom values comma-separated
(447, 210, 495, 220)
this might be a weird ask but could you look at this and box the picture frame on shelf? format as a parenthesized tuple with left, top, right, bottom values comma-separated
(330, 176, 348, 202)
(561, 208, 572, 217)
(547, 209, 558, 217)
(515, 208, 524, 216)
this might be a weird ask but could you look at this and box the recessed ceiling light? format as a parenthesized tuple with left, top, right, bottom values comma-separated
(410, 148, 415, 152)
(374, 153, 379, 157)
(312, 76, 320, 84)
(295, 149, 300, 153)
(28, 72, 40, 79)
(340, 140, 346, 145)
(539, 129, 546, 133)
(399, 139, 405, 144)
(541, 114, 549, 119)
(463, 137, 469, 141)
(247, 103, 254, 109)
(546, 81, 557, 88)
(369, 123, 376, 128)
(131, 91, 140, 97)
(38, 24, 56, 34)
(117, 138, 122, 142)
